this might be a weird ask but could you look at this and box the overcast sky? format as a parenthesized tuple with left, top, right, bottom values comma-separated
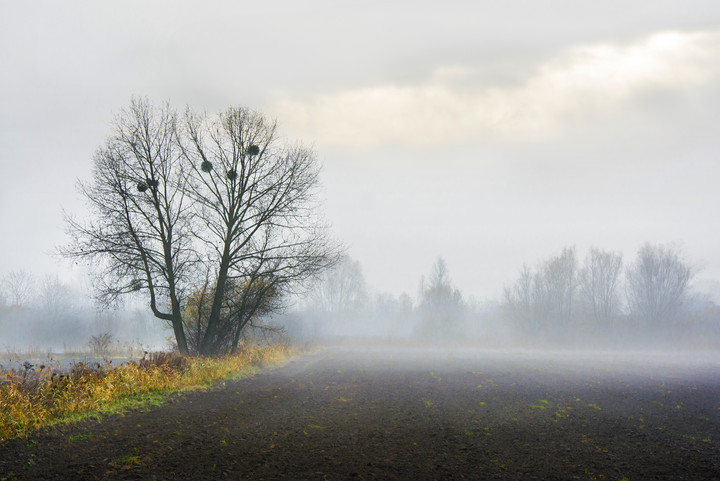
(1, 1, 720, 302)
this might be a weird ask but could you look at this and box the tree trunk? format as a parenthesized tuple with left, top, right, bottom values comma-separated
(200, 248, 231, 355)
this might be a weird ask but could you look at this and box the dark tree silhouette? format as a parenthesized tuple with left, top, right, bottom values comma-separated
(63, 99, 339, 355)
(62, 98, 193, 353)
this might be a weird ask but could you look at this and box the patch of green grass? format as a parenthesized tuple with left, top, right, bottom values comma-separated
(109, 454, 143, 468)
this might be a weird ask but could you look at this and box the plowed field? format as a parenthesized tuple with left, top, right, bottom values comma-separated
(2, 346, 719, 480)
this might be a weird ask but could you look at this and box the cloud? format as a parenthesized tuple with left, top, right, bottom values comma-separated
(271, 31, 720, 146)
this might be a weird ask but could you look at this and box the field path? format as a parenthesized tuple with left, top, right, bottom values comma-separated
(2, 345, 720, 480)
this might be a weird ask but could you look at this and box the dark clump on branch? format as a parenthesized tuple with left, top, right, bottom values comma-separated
(147, 178, 159, 189)
(130, 279, 143, 291)
(137, 182, 148, 192)
(227, 169, 237, 180)
(247, 144, 260, 156)
(201, 160, 213, 173)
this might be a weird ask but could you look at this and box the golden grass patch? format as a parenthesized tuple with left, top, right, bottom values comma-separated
(0, 343, 294, 440)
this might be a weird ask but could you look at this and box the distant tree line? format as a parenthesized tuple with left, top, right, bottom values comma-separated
(0, 270, 169, 352)
(292, 245, 719, 347)
(502, 243, 698, 343)
(296, 256, 466, 341)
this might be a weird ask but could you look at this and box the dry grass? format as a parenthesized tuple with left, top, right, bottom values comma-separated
(0, 342, 294, 440)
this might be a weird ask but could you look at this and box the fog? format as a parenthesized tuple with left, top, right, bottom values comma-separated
(2, 242, 718, 361)
(275, 247, 720, 352)
(0, 272, 170, 359)
(306, 344, 720, 384)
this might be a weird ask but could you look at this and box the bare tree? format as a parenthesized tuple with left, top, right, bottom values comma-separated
(37, 275, 75, 324)
(417, 258, 464, 339)
(89, 331, 114, 357)
(2, 270, 35, 307)
(62, 98, 193, 354)
(309, 255, 367, 313)
(64, 100, 339, 356)
(180, 106, 339, 355)
(578, 247, 623, 325)
(538, 246, 577, 329)
(502, 264, 535, 329)
(503, 247, 577, 335)
(626, 243, 692, 325)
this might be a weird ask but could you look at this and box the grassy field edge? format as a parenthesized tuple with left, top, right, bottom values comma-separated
(0, 343, 298, 441)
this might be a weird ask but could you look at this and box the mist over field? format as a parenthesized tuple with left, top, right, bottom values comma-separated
(3, 240, 720, 358)
(0, 273, 170, 358)
(279, 247, 720, 352)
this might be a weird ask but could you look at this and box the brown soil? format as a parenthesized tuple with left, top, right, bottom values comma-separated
(2, 346, 719, 480)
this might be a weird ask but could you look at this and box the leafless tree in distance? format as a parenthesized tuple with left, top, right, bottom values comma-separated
(88, 331, 114, 357)
(417, 258, 464, 339)
(309, 255, 367, 313)
(503, 264, 534, 328)
(503, 247, 577, 337)
(537, 246, 577, 329)
(2, 270, 35, 307)
(625, 243, 692, 326)
(578, 247, 623, 325)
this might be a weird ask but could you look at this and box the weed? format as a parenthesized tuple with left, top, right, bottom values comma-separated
(109, 454, 142, 468)
(554, 406, 571, 420)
